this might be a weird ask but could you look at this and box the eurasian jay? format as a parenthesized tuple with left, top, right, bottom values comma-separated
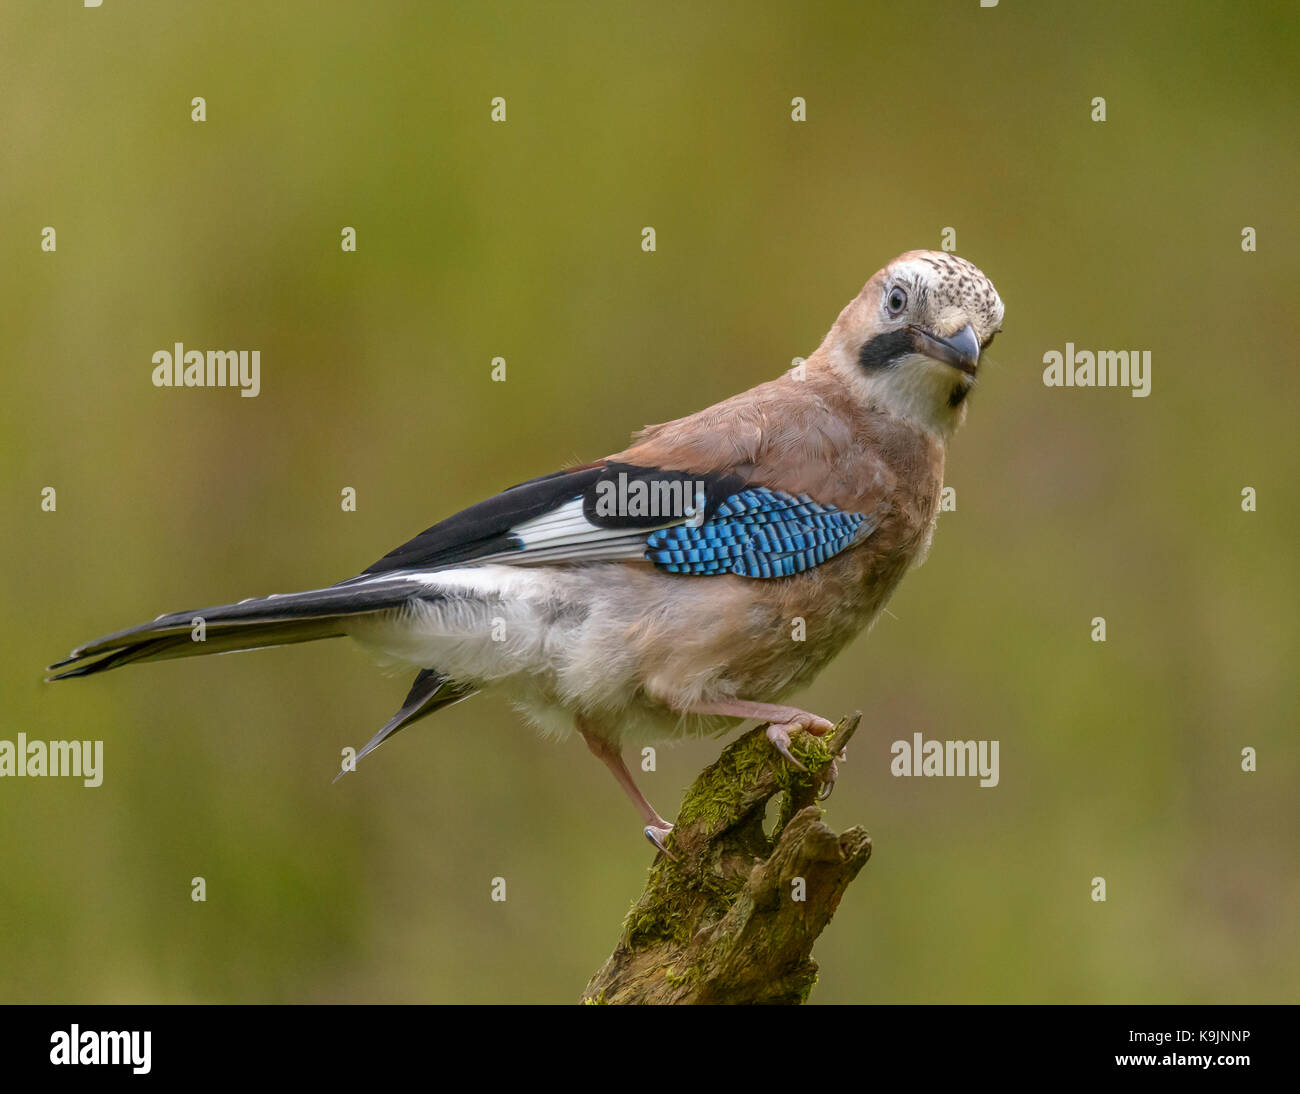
(48, 250, 1004, 853)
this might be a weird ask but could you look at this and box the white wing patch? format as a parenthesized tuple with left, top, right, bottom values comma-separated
(507, 498, 664, 565)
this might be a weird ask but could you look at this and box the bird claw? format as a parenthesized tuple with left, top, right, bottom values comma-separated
(766, 721, 846, 796)
(765, 723, 807, 771)
(818, 744, 848, 800)
(644, 822, 678, 860)
(818, 759, 838, 800)
(766, 710, 837, 772)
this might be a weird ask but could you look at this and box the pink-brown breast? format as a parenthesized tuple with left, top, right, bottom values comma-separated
(609, 370, 947, 706)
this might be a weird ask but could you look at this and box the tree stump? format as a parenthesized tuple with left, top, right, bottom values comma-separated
(581, 712, 869, 1004)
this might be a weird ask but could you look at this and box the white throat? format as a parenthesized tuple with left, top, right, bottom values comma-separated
(860, 353, 970, 438)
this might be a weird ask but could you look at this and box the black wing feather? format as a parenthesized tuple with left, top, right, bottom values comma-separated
(360, 466, 605, 575)
(359, 462, 749, 576)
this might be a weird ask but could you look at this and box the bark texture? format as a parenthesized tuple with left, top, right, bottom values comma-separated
(581, 713, 869, 1004)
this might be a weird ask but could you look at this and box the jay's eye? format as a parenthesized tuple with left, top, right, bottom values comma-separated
(886, 286, 908, 315)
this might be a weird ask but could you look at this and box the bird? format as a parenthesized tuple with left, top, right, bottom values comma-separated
(47, 249, 1004, 854)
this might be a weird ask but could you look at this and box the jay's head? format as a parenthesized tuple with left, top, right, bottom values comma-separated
(823, 250, 1004, 438)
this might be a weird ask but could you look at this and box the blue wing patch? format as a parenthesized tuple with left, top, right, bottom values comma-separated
(644, 487, 877, 578)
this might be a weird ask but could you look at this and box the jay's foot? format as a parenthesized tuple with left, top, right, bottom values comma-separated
(763, 709, 836, 771)
(643, 820, 676, 858)
(678, 699, 834, 773)
(817, 745, 849, 800)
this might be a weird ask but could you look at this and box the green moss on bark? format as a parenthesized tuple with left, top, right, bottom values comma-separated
(583, 714, 869, 1004)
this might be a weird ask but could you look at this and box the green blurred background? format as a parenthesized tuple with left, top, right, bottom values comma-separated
(2, 1, 1296, 1003)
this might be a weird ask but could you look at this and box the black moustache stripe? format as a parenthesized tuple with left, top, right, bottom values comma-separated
(857, 329, 914, 372)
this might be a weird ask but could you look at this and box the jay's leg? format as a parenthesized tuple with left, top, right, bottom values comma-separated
(676, 700, 840, 791)
(577, 720, 674, 855)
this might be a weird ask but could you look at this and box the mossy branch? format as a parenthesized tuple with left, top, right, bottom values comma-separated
(581, 713, 869, 1004)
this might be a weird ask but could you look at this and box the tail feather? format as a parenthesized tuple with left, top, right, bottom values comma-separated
(335, 668, 478, 782)
(46, 574, 429, 681)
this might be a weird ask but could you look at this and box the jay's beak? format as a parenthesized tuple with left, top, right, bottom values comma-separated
(909, 323, 981, 377)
